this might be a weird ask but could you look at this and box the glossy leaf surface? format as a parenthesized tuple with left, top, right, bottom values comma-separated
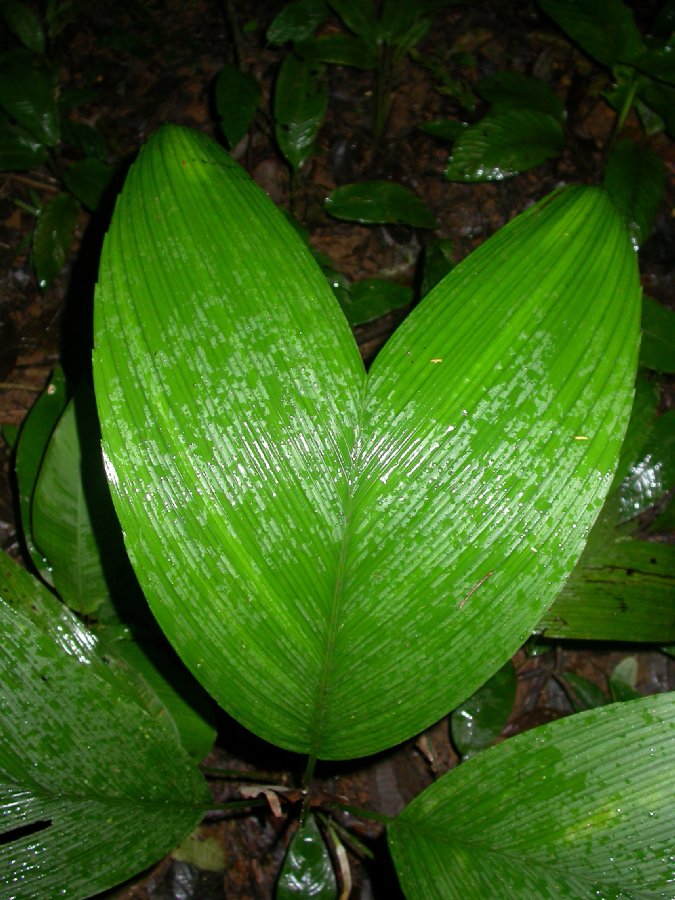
(326, 0, 378, 43)
(641, 295, 675, 373)
(445, 108, 564, 182)
(325, 180, 438, 227)
(277, 815, 337, 899)
(214, 63, 261, 148)
(450, 661, 516, 758)
(32, 191, 79, 288)
(537, 0, 644, 69)
(0, 553, 210, 899)
(274, 51, 327, 170)
(31, 384, 123, 615)
(14, 366, 67, 580)
(618, 409, 675, 521)
(389, 693, 675, 898)
(311, 33, 377, 69)
(94, 125, 639, 759)
(558, 672, 607, 711)
(603, 140, 665, 250)
(0, 51, 59, 145)
(339, 278, 412, 326)
(0, 1, 45, 54)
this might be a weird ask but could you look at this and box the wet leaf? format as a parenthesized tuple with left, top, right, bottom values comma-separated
(14, 366, 68, 581)
(277, 815, 337, 899)
(0, 51, 59, 146)
(0, 1, 45, 54)
(274, 51, 327, 170)
(609, 656, 641, 702)
(389, 693, 675, 898)
(339, 278, 412, 326)
(536, 0, 644, 70)
(268, 0, 327, 45)
(450, 661, 516, 758)
(640, 295, 675, 373)
(31, 384, 124, 615)
(32, 191, 79, 288)
(558, 672, 607, 711)
(0, 553, 210, 899)
(637, 80, 675, 138)
(617, 409, 675, 521)
(603, 140, 665, 249)
(325, 180, 438, 227)
(445, 108, 564, 182)
(0, 113, 47, 171)
(215, 63, 261, 148)
(94, 126, 640, 759)
(630, 37, 675, 86)
(476, 72, 564, 120)
(62, 157, 117, 212)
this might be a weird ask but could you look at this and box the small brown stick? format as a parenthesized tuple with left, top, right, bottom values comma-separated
(458, 571, 494, 609)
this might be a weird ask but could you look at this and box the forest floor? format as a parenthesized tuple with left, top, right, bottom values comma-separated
(0, 1, 673, 897)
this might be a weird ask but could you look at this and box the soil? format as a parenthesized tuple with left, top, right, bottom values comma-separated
(0, 1, 673, 898)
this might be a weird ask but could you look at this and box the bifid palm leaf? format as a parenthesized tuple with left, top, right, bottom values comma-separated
(93, 125, 640, 759)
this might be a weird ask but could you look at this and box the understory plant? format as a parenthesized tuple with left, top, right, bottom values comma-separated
(1, 123, 674, 898)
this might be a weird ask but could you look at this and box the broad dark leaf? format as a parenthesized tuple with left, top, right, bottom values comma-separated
(476, 72, 564, 120)
(603, 139, 666, 249)
(214, 63, 261, 148)
(0, 113, 47, 170)
(339, 278, 412, 326)
(0, 50, 59, 146)
(445, 108, 564, 182)
(267, 0, 327, 45)
(274, 51, 327, 170)
(277, 815, 337, 899)
(641, 295, 675, 372)
(0, 554, 210, 898)
(0, 0, 45, 54)
(62, 157, 117, 212)
(325, 180, 438, 227)
(450, 661, 516, 758)
(32, 191, 79, 288)
(389, 693, 675, 898)
(537, 0, 644, 69)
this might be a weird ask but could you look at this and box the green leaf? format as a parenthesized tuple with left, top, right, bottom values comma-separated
(476, 72, 565, 120)
(326, 0, 379, 43)
(62, 157, 117, 212)
(641, 295, 675, 372)
(0, 114, 47, 170)
(32, 191, 79, 288)
(339, 278, 412, 326)
(389, 693, 675, 898)
(626, 36, 675, 87)
(618, 410, 675, 521)
(445, 108, 564, 182)
(274, 51, 327, 170)
(311, 33, 377, 69)
(0, 51, 59, 146)
(214, 63, 261, 148)
(108, 637, 217, 762)
(60, 117, 107, 158)
(31, 383, 124, 615)
(418, 118, 466, 141)
(325, 180, 438, 227)
(609, 656, 641, 702)
(267, 0, 327, 45)
(539, 537, 675, 642)
(0, 1, 45, 55)
(637, 80, 675, 138)
(420, 237, 454, 297)
(14, 366, 68, 581)
(603, 140, 665, 250)
(0, 553, 210, 899)
(450, 661, 516, 758)
(94, 126, 640, 760)
(277, 814, 337, 899)
(558, 672, 607, 711)
(537, 0, 644, 70)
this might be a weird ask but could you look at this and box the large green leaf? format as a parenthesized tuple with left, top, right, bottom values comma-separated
(93, 125, 639, 760)
(389, 692, 675, 898)
(31, 383, 124, 615)
(0, 553, 210, 898)
(445, 108, 565, 182)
